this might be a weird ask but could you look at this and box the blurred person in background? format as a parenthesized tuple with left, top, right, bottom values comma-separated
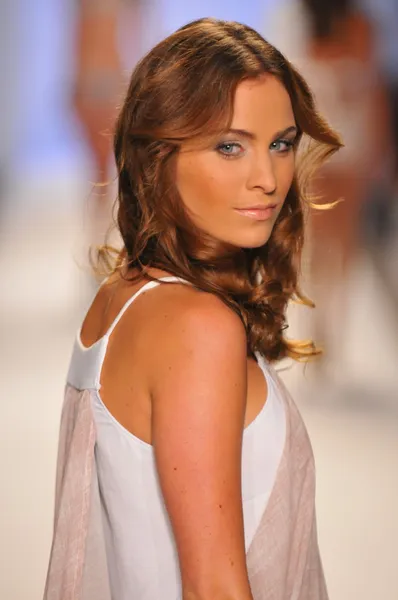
(299, 0, 392, 382)
(358, 0, 398, 245)
(74, 0, 121, 243)
(73, 0, 145, 246)
(43, 17, 342, 600)
(0, 0, 18, 213)
(267, 0, 392, 383)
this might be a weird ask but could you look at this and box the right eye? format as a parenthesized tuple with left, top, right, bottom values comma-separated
(216, 142, 244, 158)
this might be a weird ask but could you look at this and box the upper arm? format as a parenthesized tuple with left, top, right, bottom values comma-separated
(150, 291, 253, 600)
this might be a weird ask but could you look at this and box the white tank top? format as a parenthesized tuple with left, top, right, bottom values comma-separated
(67, 276, 286, 600)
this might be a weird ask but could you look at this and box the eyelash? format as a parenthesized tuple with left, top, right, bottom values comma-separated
(216, 138, 296, 159)
(270, 139, 296, 153)
(216, 142, 244, 158)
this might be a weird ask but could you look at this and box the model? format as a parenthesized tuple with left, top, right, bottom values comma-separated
(43, 17, 342, 600)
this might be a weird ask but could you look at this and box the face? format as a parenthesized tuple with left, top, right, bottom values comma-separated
(175, 74, 297, 249)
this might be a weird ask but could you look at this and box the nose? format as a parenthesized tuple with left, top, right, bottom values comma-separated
(247, 152, 277, 195)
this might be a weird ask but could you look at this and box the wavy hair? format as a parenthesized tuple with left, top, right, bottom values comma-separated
(96, 17, 343, 363)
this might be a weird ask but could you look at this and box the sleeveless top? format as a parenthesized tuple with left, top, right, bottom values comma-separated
(43, 277, 329, 600)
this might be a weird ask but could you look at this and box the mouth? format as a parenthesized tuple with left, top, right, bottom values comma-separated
(234, 204, 278, 221)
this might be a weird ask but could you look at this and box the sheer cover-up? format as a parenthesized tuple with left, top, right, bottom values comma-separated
(43, 357, 328, 600)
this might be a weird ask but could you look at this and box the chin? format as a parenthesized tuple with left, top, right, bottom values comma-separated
(233, 229, 273, 249)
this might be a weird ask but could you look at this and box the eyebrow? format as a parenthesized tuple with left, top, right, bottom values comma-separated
(226, 126, 298, 140)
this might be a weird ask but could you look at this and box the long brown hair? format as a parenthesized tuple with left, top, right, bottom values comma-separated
(97, 17, 343, 363)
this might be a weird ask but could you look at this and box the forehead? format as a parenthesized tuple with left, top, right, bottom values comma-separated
(232, 75, 295, 131)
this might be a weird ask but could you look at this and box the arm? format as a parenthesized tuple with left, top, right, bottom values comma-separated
(150, 291, 254, 600)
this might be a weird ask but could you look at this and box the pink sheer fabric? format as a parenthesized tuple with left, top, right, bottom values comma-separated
(43, 363, 328, 600)
(43, 387, 111, 600)
(246, 365, 328, 599)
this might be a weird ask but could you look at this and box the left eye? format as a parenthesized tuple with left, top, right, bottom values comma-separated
(216, 142, 243, 157)
(270, 139, 294, 153)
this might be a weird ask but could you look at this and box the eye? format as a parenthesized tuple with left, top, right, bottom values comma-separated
(270, 139, 295, 153)
(216, 142, 244, 158)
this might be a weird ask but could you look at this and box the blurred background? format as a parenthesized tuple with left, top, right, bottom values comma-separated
(0, 1, 397, 599)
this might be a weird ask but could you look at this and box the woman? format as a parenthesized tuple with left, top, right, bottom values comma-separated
(73, 0, 145, 246)
(43, 18, 341, 600)
(297, 0, 391, 377)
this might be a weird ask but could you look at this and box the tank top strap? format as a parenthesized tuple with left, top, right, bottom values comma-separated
(106, 276, 191, 339)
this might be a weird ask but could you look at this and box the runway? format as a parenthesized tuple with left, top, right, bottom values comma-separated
(0, 173, 397, 600)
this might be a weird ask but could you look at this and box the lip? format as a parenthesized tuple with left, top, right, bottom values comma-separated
(234, 204, 277, 221)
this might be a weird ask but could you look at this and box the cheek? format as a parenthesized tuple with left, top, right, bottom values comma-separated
(276, 156, 295, 196)
(176, 156, 203, 208)
(176, 154, 238, 212)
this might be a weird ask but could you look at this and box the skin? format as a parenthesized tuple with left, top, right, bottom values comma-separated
(80, 74, 298, 600)
(176, 74, 297, 249)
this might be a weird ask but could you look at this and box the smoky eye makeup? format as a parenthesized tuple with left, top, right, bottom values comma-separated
(215, 140, 246, 158)
(270, 130, 299, 152)
(270, 137, 296, 153)
(213, 126, 299, 157)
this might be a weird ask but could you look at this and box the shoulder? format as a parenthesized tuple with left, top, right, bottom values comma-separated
(128, 276, 246, 338)
(143, 282, 247, 389)
(154, 282, 246, 350)
(162, 283, 244, 336)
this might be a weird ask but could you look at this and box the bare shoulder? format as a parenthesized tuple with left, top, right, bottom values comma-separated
(146, 282, 247, 387)
(160, 282, 245, 337)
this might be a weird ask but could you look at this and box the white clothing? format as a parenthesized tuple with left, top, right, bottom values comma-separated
(66, 276, 286, 600)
